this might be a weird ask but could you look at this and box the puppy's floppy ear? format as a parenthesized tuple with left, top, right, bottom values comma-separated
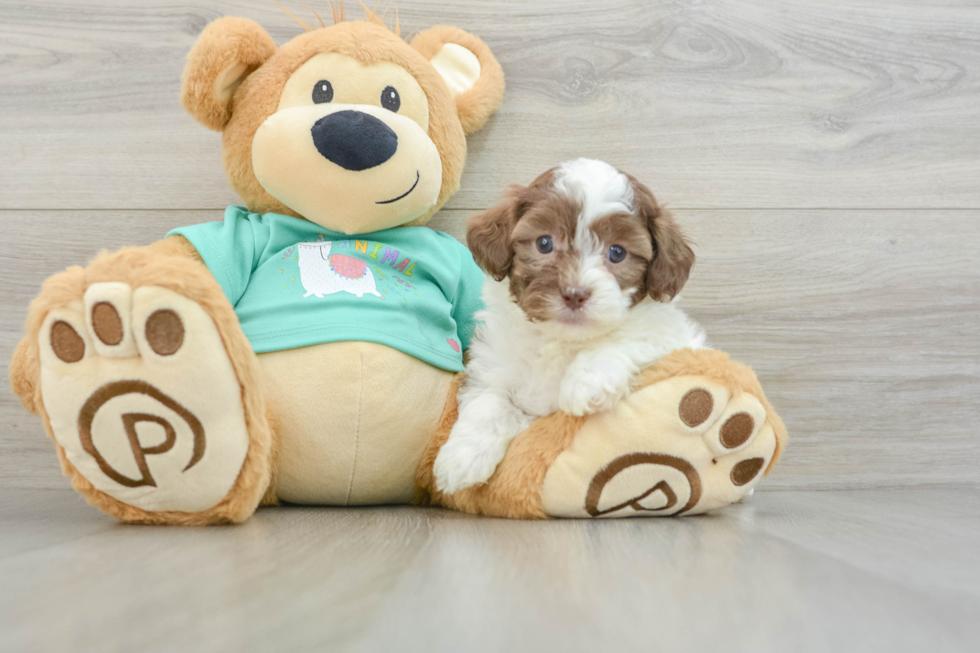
(412, 26, 505, 134)
(631, 177, 695, 302)
(467, 186, 523, 281)
(181, 17, 277, 131)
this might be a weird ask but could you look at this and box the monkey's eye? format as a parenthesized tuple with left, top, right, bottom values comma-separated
(312, 80, 334, 104)
(608, 244, 627, 263)
(536, 236, 554, 254)
(381, 86, 401, 112)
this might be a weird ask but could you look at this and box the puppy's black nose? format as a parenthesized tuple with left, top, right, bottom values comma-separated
(311, 110, 398, 171)
(561, 287, 592, 310)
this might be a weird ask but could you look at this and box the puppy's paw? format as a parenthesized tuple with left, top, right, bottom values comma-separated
(559, 370, 631, 417)
(434, 432, 510, 495)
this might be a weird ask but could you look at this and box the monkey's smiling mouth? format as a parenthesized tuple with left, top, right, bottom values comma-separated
(376, 171, 420, 205)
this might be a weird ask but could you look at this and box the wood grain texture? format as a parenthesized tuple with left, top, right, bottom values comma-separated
(3, 209, 978, 491)
(0, 487, 977, 652)
(1, 0, 979, 210)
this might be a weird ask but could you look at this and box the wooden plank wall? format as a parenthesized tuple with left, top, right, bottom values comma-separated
(1, 0, 978, 491)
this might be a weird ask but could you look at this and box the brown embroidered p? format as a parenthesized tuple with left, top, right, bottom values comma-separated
(77, 380, 206, 488)
(585, 452, 703, 517)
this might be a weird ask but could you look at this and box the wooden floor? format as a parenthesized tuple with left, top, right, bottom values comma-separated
(1, 1, 978, 650)
(1, 487, 977, 652)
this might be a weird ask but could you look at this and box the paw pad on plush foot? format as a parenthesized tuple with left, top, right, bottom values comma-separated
(540, 375, 779, 517)
(39, 283, 250, 512)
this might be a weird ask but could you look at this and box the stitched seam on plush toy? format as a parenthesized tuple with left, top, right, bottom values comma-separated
(344, 351, 365, 505)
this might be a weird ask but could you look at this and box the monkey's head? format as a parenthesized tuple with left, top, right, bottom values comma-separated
(181, 9, 504, 234)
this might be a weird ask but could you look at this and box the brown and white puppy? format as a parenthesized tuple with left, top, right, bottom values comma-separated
(434, 159, 707, 494)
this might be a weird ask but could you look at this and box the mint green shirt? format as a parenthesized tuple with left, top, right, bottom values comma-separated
(168, 206, 484, 372)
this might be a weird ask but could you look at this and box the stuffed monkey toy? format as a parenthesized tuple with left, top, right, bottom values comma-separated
(9, 9, 786, 524)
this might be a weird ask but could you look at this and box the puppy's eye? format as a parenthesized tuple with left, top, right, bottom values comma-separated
(536, 236, 554, 254)
(608, 244, 627, 263)
(312, 80, 334, 104)
(381, 86, 401, 112)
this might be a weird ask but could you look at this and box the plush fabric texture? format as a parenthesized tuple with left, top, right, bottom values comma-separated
(260, 341, 454, 505)
(430, 44, 482, 98)
(9, 245, 273, 524)
(10, 12, 512, 524)
(249, 102, 445, 233)
(278, 53, 431, 130)
(411, 26, 506, 135)
(181, 17, 277, 131)
(540, 375, 777, 517)
(254, 47, 448, 232)
(39, 285, 252, 512)
(417, 349, 787, 519)
(217, 20, 476, 227)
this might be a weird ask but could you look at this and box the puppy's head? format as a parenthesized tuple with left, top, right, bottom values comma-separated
(468, 159, 694, 339)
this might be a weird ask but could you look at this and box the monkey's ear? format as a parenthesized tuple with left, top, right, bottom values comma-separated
(412, 26, 505, 134)
(181, 17, 276, 131)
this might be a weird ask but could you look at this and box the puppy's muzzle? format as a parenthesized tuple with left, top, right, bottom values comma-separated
(311, 110, 398, 171)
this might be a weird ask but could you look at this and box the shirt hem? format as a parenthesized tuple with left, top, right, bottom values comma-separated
(243, 328, 465, 373)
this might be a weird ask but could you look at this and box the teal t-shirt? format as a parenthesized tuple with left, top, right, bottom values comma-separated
(168, 206, 484, 372)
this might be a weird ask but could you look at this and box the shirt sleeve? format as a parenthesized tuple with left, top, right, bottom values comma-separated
(166, 206, 264, 307)
(451, 242, 487, 351)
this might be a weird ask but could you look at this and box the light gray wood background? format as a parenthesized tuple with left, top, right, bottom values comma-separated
(2, 3, 979, 652)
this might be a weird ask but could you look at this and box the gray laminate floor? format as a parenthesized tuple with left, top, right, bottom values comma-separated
(1, 488, 976, 653)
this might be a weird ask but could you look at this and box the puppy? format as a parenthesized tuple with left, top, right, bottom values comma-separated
(433, 159, 706, 494)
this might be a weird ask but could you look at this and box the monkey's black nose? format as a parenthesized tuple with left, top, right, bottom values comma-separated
(311, 110, 398, 171)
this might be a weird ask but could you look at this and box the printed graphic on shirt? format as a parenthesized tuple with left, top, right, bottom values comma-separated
(284, 238, 425, 304)
(267, 236, 458, 355)
(297, 242, 383, 299)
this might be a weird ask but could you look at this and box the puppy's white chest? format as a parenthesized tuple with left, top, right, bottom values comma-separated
(511, 346, 574, 417)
